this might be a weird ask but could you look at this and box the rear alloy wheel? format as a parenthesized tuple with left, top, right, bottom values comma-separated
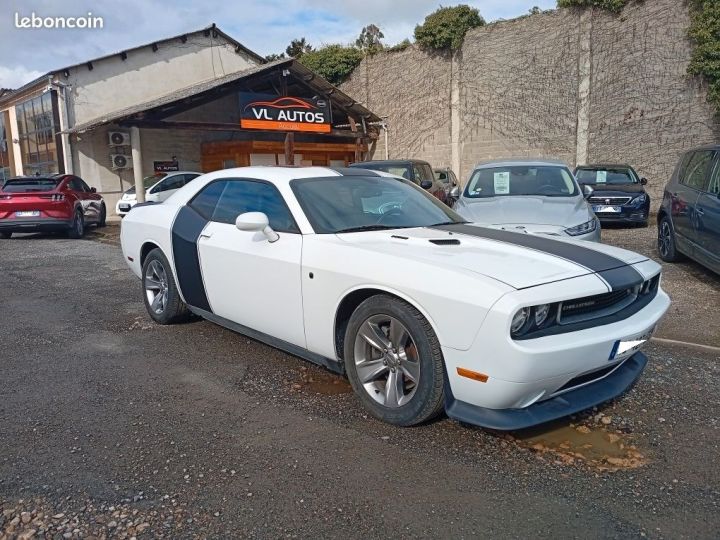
(0, 232, 11, 239)
(658, 216, 681, 262)
(68, 210, 85, 239)
(344, 295, 445, 426)
(142, 248, 189, 324)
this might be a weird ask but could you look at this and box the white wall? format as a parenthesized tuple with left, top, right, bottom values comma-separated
(62, 33, 258, 126)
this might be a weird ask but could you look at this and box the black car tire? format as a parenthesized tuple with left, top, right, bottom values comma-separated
(344, 295, 445, 427)
(142, 248, 190, 325)
(97, 204, 107, 228)
(67, 210, 85, 239)
(0, 232, 11, 239)
(658, 215, 682, 262)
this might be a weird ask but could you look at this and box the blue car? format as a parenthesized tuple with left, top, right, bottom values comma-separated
(657, 145, 720, 275)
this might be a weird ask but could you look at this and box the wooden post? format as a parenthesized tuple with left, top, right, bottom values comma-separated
(284, 132, 295, 165)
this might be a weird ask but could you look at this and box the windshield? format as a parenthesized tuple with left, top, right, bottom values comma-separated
(576, 168, 637, 185)
(125, 174, 166, 194)
(464, 166, 579, 198)
(291, 175, 464, 234)
(1, 178, 61, 192)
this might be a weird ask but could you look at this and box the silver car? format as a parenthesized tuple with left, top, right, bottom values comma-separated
(453, 159, 601, 242)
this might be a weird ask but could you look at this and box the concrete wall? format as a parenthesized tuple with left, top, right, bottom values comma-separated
(341, 0, 720, 203)
(64, 33, 257, 126)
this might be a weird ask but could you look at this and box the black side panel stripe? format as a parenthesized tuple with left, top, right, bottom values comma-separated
(171, 206, 212, 312)
(431, 223, 644, 291)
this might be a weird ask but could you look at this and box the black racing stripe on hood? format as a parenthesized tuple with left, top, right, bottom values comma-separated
(430, 223, 644, 291)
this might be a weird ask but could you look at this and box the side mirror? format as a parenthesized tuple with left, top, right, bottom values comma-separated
(90, 187, 97, 193)
(235, 212, 279, 243)
(420, 180, 433, 190)
(582, 184, 594, 199)
(640, 177, 648, 185)
(450, 186, 460, 199)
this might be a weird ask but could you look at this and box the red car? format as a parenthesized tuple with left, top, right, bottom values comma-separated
(0, 174, 106, 239)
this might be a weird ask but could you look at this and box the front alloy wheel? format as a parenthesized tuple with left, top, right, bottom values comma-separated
(145, 259, 169, 315)
(658, 216, 681, 262)
(141, 248, 189, 324)
(353, 314, 421, 408)
(344, 295, 445, 426)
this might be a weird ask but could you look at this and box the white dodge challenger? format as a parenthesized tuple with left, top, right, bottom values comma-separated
(120, 166, 670, 430)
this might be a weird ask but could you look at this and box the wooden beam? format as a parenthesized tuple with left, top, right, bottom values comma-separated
(284, 132, 295, 165)
(119, 119, 366, 139)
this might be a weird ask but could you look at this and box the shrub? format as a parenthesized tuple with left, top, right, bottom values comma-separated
(556, 0, 629, 12)
(299, 45, 364, 85)
(688, 0, 720, 113)
(414, 5, 485, 51)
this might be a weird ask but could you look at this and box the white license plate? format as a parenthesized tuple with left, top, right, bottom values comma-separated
(15, 211, 40, 217)
(593, 205, 621, 213)
(609, 327, 655, 361)
(119, 204, 131, 210)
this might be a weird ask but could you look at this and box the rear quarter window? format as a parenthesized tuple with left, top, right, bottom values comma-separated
(680, 151, 714, 190)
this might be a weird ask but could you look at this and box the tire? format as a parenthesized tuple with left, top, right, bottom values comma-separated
(344, 295, 445, 427)
(658, 215, 682, 262)
(96, 204, 107, 228)
(0, 232, 11, 239)
(141, 248, 189, 324)
(67, 210, 85, 239)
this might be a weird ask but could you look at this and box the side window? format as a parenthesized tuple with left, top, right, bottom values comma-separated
(189, 181, 227, 219)
(67, 178, 84, 192)
(423, 164, 435, 184)
(680, 151, 714, 190)
(211, 180, 298, 233)
(708, 160, 720, 196)
(78, 179, 92, 192)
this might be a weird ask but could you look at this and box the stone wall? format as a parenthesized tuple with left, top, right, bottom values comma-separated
(340, 0, 720, 204)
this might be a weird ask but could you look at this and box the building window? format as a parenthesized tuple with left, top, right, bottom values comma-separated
(0, 112, 10, 182)
(16, 92, 60, 176)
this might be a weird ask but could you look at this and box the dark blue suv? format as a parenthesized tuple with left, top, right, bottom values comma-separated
(657, 145, 720, 275)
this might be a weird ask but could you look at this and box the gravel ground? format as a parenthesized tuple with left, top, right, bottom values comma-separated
(0, 227, 718, 539)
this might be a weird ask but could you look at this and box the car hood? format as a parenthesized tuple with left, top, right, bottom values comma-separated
(584, 183, 645, 196)
(336, 225, 647, 290)
(454, 196, 592, 228)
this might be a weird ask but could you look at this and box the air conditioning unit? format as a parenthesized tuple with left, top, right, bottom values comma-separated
(110, 154, 132, 170)
(108, 131, 130, 146)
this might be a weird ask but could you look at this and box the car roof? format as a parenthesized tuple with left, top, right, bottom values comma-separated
(350, 159, 430, 167)
(189, 166, 389, 188)
(575, 164, 633, 170)
(473, 158, 568, 169)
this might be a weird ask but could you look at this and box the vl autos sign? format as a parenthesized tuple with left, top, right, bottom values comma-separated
(239, 93, 331, 133)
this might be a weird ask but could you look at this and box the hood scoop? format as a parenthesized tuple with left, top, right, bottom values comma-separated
(429, 238, 461, 246)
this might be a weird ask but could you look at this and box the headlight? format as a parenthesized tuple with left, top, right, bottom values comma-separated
(565, 219, 597, 237)
(630, 193, 648, 205)
(511, 304, 557, 338)
(534, 304, 550, 326)
(511, 307, 530, 334)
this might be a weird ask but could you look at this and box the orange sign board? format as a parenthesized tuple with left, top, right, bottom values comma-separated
(240, 119, 332, 133)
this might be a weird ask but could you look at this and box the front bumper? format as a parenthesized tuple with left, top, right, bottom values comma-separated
(0, 218, 73, 232)
(593, 206, 649, 224)
(445, 352, 647, 430)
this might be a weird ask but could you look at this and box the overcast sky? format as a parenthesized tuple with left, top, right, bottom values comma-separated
(0, 0, 556, 88)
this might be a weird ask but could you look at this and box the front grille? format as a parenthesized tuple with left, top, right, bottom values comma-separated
(589, 196, 632, 206)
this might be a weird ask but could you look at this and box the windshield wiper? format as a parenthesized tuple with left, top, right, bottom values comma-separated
(429, 220, 469, 226)
(335, 225, 408, 234)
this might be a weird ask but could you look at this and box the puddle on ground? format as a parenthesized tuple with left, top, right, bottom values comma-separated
(291, 367, 352, 395)
(511, 422, 646, 471)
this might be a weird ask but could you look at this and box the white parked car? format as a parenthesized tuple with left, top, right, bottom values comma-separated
(115, 171, 201, 216)
(453, 160, 601, 242)
(120, 167, 669, 430)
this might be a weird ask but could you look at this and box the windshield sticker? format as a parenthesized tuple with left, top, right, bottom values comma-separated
(596, 170, 607, 183)
(494, 172, 510, 194)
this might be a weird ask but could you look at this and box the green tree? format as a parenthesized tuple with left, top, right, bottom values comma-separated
(286, 37, 314, 58)
(299, 45, 364, 85)
(387, 38, 412, 52)
(688, 0, 720, 112)
(414, 5, 485, 51)
(356, 24, 385, 54)
(264, 53, 286, 62)
(556, 0, 629, 12)
(529, 6, 542, 15)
